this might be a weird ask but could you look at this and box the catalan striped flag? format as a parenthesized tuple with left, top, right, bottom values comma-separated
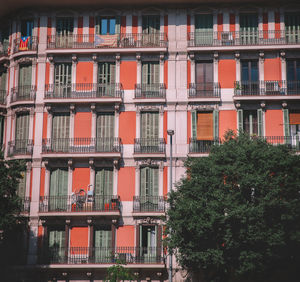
(19, 36, 29, 51)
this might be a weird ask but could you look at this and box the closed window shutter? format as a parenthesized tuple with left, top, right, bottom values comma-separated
(141, 112, 159, 140)
(238, 109, 243, 133)
(140, 167, 147, 196)
(95, 168, 113, 196)
(16, 113, 29, 140)
(50, 168, 68, 197)
(257, 109, 263, 137)
(96, 113, 114, 138)
(197, 112, 213, 140)
(17, 171, 26, 198)
(153, 62, 159, 84)
(142, 63, 148, 84)
(110, 63, 116, 84)
(19, 65, 32, 87)
(213, 110, 219, 139)
(0, 70, 7, 91)
(49, 230, 65, 254)
(283, 109, 290, 136)
(191, 110, 197, 138)
(52, 114, 70, 140)
(151, 168, 159, 196)
(95, 228, 112, 250)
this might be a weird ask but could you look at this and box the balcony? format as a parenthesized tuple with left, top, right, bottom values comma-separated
(134, 83, 166, 101)
(133, 196, 166, 214)
(134, 138, 166, 157)
(13, 36, 38, 53)
(47, 33, 167, 50)
(39, 195, 120, 214)
(40, 246, 163, 265)
(19, 196, 31, 213)
(187, 30, 300, 49)
(42, 137, 121, 157)
(0, 90, 7, 105)
(189, 138, 220, 154)
(7, 139, 34, 157)
(263, 136, 300, 151)
(44, 83, 122, 102)
(11, 85, 36, 104)
(188, 82, 221, 101)
(234, 81, 300, 99)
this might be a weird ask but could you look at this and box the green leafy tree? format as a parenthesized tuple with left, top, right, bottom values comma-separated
(106, 260, 136, 282)
(166, 131, 300, 282)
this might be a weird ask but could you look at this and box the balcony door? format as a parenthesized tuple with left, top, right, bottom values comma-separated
(52, 113, 70, 151)
(287, 59, 300, 94)
(195, 14, 213, 45)
(140, 225, 157, 262)
(240, 14, 258, 44)
(98, 62, 116, 96)
(141, 61, 160, 96)
(54, 63, 72, 97)
(142, 16, 160, 45)
(196, 61, 213, 96)
(238, 109, 263, 136)
(285, 13, 300, 43)
(140, 112, 159, 151)
(0, 69, 7, 103)
(56, 17, 74, 48)
(15, 113, 29, 153)
(140, 167, 158, 211)
(49, 168, 68, 211)
(48, 229, 66, 263)
(241, 60, 259, 94)
(94, 226, 112, 263)
(94, 168, 113, 210)
(96, 113, 114, 151)
(21, 19, 34, 37)
(18, 64, 32, 98)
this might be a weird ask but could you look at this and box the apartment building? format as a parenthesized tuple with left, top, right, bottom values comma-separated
(0, 0, 299, 281)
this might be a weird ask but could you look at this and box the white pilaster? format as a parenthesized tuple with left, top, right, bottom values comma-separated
(135, 165, 140, 196)
(68, 160, 73, 196)
(69, 105, 75, 139)
(44, 165, 50, 196)
(214, 52, 219, 84)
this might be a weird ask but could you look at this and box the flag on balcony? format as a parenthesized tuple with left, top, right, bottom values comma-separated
(94, 34, 118, 48)
(19, 36, 30, 51)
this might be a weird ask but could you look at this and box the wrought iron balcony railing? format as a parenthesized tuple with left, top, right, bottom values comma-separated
(11, 85, 36, 102)
(134, 83, 166, 99)
(39, 195, 120, 213)
(7, 139, 34, 156)
(45, 83, 123, 99)
(47, 33, 167, 49)
(188, 82, 221, 98)
(40, 246, 163, 264)
(0, 41, 9, 56)
(13, 36, 38, 53)
(19, 196, 31, 213)
(189, 138, 221, 153)
(262, 136, 300, 150)
(0, 90, 7, 104)
(188, 30, 300, 47)
(134, 138, 166, 154)
(133, 196, 166, 212)
(42, 137, 121, 153)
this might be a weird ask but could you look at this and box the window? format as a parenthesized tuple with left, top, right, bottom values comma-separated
(21, 19, 34, 37)
(49, 168, 68, 211)
(195, 61, 213, 96)
(141, 111, 159, 139)
(94, 168, 113, 209)
(140, 166, 159, 197)
(285, 13, 300, 43)
(18, 64, 32, 97)
(56, 17, 74, 36)
(142, 62, 159, 85)
(98, 62, 116, 96)
(95, 17, 120, 35)
(48, 228, 66, 263)
(237, 109, 263, 136)
(139, 225, 161, 262)
(283, 109, 300, 147)
(240, 14, 258, 44)
(287, 60, 300, 94)
(241, 60, 259, 95)
(0, 69, 7, 103)
(195, 14, 213, 45)
(54, 63, 72, 97)
(52, 113, 70, 151)
(142, 16, 160, 34)
(15, 113, 30, 143)
(94, 226, 112, 263)
(96, 113, 114, 151)
(0, 26, 9, 53)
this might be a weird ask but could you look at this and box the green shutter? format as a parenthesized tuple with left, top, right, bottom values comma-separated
(237, 109, 243, 133)
(0, 70, 7, 91)
(191, 110, 197, 138)
(52, 114, 70, 139)
(283, 108, 290, 137)
(152, 168, 159, 196)
(257, 109, 263, 137)
(49, 229, 65, 262)
(213, 110, 219, 140)
(54, 63, 72, 96)
(95, 168, 113, 196)
(153, 62, 159, 84)
(15, 113, 29, 140)
(140, 167, 147, 197)
(142, 62, 148, 84)
(50, 168, 68, 197)
(141, 112, 159, 140)
(94, 227, 112, 262)
(96, 113, 114, 138)
(19, 64, 32, 88)
(140, 167, 158, 197)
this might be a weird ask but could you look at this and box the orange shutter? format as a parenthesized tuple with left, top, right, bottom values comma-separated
(289, 112, 300, 125)
(197, 112, 213, 140)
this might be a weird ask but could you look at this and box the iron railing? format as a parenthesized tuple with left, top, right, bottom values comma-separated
(0, 41, 9, 56)
(42, 137, 121, 153)
(188, 82, 221, 98)
(13, 36, 38, 53)
(45, 83, 123, 99)
(134, 138, 166, 154)
(7, 139, 34, 156)
(188, 30, 300, 47)
(0, 90, 7, 104)
(40, 246, 163, 264)
(19, 196, 31, 213)
(262, 136, 300, 150)
(47, 33, 168, 49)
(39, 195, 120, 212)
(189, 138, 221, 153)
(133, 196, 166, 212)
(11, 85, 36, 102)
(135, 83, 166, 99)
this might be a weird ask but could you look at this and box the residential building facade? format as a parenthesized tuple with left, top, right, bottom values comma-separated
(0, 0, 299, 281)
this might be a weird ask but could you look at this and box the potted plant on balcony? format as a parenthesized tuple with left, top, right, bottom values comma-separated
(235, 82, 242, 95)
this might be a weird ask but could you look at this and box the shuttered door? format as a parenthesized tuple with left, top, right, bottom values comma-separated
(48, 229, 66, 263)
(54, 63, 72, 97)
(56, 17, 74, 48)
(197, 112, 213, 140)
(96, 113, 114, 151)
(237, 109, 243, 133)
(240, 14, 258, 44)
(0, 70, 7, 91)
(94, 227, 112, 263)
(285, 13, 300, 43)
(52, 114, 70, 151)
(196, 62, 213, 96)
(140, 225, 157, 262)
(49, 168, 68, 211)
(19, 64, 32, 98)
(17, 171, 26, 199)
(257, 109, 263, 137)
(142, 16, 160, 45)
(98, 62, 116, 96)
(141, 112, 159, 149)
(94, 168, 113, 209)
(142, 62, 159, 96)
(195, 14, 213, 45)
(15, 113, 29, 152)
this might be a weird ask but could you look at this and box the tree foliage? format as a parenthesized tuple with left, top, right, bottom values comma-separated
(106, 260, 136, 282)
(166, 132, 300, 282)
